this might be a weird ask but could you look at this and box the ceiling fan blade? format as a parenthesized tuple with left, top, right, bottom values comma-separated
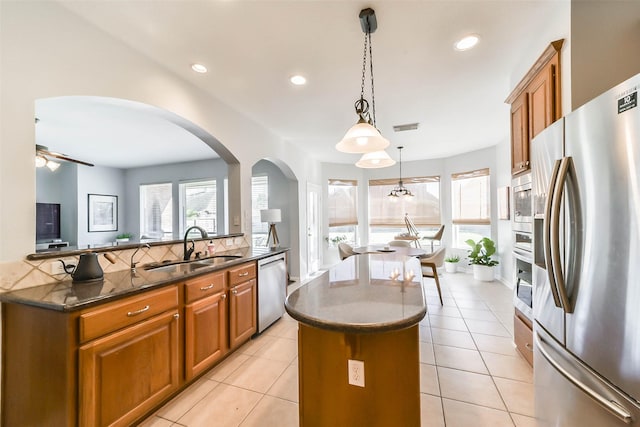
(36, 147, 94, 167)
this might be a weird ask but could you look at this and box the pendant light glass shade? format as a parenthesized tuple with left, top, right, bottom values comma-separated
(336, 120, 390, 154)
(355, 150, 396, 169)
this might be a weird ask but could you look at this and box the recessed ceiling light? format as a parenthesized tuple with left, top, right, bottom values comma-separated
(290, 75, 307, 85)
(454, 35, 480, 51)
(191, 63, 208, 73)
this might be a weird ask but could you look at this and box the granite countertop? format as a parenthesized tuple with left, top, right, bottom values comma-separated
(285, 253, 426, 334)
(1, 247, 288, 312)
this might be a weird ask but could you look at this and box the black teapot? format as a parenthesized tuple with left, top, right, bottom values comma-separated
(60, 253, 103, 283)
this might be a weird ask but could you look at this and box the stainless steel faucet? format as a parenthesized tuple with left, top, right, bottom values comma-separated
(183, 226, 208, 261)
(131, 243, 151, 272)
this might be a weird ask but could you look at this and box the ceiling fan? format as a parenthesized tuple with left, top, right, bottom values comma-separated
(36, 144, 94, 168)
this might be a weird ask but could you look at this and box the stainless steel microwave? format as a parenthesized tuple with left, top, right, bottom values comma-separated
(512, 173, 532, 232)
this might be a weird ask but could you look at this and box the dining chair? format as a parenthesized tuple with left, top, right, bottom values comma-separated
(388, 240, 411, 247)
(423, 225, 445, 252)
(338, 243, 356, 260)
(420, 247, 447, 305)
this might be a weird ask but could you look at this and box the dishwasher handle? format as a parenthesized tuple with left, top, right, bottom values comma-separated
(259, 255, 286, 269)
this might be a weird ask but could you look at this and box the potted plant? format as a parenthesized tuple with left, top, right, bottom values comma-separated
(116, 232, 133, 243)
(465, 237, 499, 281)
(444, 255, 460, 273)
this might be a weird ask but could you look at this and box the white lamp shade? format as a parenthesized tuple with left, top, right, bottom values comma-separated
(335, 122, 390, 154)
(260, 208, 281, 223)
(355, 150, 396, 169)
(46, 160, 61, 171)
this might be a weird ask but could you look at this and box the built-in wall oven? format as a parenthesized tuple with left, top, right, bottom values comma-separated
(512, 172, 533, 320)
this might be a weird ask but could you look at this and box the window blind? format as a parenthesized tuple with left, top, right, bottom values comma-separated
(451, 168, 490, 224)
(328, 179, 358, 227)
(368, 176, 440, 226)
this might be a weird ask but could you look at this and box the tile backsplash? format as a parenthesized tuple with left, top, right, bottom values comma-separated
(0, 236, 250, 293)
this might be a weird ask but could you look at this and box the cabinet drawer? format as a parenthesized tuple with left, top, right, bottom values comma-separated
(185, 271, 226, 304)
(79, 286, 178, 343)
(228, 262, 256, 286)
(514, 313, 534, 367)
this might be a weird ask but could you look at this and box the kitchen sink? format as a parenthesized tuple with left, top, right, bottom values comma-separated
(195, 255, 243, 266)
(144, 255, 242, 273)
(144, 262, 209, 274)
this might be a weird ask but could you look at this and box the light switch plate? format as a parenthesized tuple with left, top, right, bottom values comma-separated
(348, 359, 365, 387)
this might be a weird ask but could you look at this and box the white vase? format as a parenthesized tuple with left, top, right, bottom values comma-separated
(472, 264, 494, 282)
(444, 262, 458, 274)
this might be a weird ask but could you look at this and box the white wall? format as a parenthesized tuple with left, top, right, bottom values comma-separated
(0, 2, 320, 280)
(76, 165, 126, 247)
(571, 0, 640, 110)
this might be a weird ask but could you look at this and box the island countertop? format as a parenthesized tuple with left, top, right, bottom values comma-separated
(285, 253, 426, 334)
(0, 247, 288, 312)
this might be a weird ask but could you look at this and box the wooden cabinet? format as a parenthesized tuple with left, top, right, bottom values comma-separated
(507, 39, 563, 176)
(514, 309, 534, 367)
(228, 262, 257, 349)
(184, 271, 228, 380)
(2, 258, 264, 426)
(79, 309, 180, 427)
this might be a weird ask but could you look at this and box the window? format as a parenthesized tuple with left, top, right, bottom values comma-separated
(451, 168, 491, 248)
(179, 180, 217, 235)
(328, 179, 358, 245)
(368, 177, 440, 244)
(140, 183, 173, 240)
(251, 175, 269, 246)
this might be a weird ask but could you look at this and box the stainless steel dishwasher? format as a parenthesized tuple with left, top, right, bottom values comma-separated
(257, 253, 287, 333)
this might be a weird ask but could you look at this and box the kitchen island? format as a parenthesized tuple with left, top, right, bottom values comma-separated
(285, 253, 426, 427)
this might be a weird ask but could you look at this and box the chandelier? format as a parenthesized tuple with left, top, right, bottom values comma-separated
(388, 146, 414, 198)
(336, 8, 393, 168)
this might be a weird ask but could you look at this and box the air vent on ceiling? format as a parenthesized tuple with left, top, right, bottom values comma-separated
(393, 123, 420, 132)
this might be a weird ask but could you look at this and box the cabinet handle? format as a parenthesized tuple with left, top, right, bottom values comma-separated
(238, 272, 249, 277)
(173, 313, 180, 320)
(232, 288, 238, 295)
(127, 305, 150, 317)
(525, 160, 530, 166)
(221, 294, 227, 300)
(525, 343, 534, 352)
(200, 284, 214, 291)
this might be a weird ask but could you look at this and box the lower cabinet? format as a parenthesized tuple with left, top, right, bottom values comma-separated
(79, 310, 180, 427)
(1, 259, 264, 426)
(185, 291, 228, 380)
(514, 309, 534, 366)
(229, 278, 257, 349)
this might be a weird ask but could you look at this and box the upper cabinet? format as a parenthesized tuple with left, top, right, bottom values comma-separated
(506, 40, 563, 176)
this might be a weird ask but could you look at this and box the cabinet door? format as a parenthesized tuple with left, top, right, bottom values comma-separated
(511, 91, 529, 175)
(185, 291, 228, 380)
(79, 310, 180, 427)
(229, 279, 257, 349)
(528, 54, 560, 140)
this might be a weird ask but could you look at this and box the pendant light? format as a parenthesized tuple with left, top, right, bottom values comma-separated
(336, 8, 391, 156)
(355, 150, 395, 168)
(388, 146, 414, 198)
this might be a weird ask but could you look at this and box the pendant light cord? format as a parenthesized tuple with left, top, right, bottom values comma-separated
(368, 30, 376, 128)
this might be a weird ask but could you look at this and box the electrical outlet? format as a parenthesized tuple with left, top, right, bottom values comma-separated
(50, 259, 73, 275)
(348, 359, 365, 387)
(233, 215, 240, 226)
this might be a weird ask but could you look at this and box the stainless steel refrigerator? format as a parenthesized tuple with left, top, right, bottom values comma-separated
(532, 72, 640, 426)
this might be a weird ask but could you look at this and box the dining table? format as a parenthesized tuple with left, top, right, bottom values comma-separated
(352, 244, 428, 258)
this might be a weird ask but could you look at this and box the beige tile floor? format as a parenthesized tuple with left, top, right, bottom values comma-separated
(140, 272, 536, 427)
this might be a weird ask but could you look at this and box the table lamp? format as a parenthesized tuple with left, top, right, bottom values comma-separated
(260, 209, 281, 248)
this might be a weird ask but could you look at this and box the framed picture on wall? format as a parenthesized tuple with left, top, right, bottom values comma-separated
(88, 194, 118, 232)
(498, 186, 510, 220)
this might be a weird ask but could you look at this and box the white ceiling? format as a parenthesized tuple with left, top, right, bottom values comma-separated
(43, 1, 568, 166)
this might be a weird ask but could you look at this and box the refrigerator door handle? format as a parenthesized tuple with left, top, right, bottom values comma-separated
(550, 156, 573, 313)
(543, 159, 563, 308)
(535, 333, 633, 424)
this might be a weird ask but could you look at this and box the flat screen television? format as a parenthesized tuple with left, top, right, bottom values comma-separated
(36, 203, 61, 241)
